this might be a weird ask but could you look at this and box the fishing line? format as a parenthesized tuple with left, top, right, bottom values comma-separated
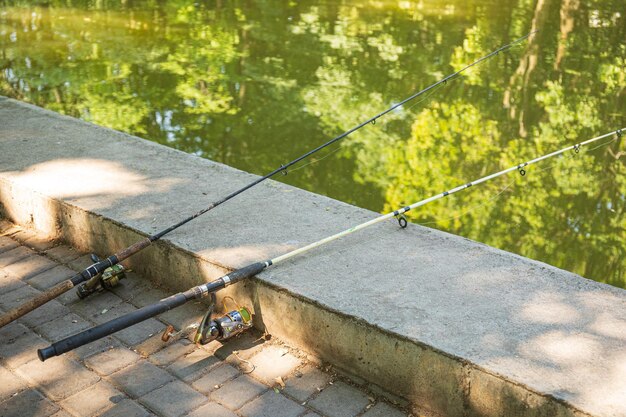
(36, 128, 623, 362)
(0, 33, 536, 329)
(415, 135, 619, 228)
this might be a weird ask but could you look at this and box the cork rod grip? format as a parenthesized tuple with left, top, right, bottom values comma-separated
(0, 279, 74, 327)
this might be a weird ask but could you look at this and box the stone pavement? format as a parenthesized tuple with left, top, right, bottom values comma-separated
(0, 221, 411, 417)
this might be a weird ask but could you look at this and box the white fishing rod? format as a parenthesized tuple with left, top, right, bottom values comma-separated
(38, 128, 623, 361)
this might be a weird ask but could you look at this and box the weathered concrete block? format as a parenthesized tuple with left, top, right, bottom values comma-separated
(240, 391, 306, 417)
(283, 365, 331, 402)
(191, 363, 240, 394)
(109, 360, 175, 398)
(307, 381, 370, 417)
(139, 380, 207, 417)
(0, 389, 59, 417)
(210, 375, 267, 410)
(60, 380, 125, 417)
(84, 346, 141, 376)
(16, 357, 99, 400)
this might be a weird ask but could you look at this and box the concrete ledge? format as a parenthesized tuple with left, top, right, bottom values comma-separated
(1, 98, 624, 417)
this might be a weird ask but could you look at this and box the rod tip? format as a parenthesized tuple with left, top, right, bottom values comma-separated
(37, 346, 56, 362)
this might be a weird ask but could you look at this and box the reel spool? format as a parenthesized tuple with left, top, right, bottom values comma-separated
(76, 254, 127, 299)
(193, 296, 253, 345)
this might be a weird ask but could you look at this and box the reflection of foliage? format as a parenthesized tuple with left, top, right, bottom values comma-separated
(1, 0, 625, 287)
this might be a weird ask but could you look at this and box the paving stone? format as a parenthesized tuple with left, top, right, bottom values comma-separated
(109, 360, 175, 398)
(16, 357, 100, 400)
(361, 402, 407, 417)
(19, 299, 70, 328)
(109, 272, 150, 301)
(0, 246, 35, 268)
(185, 402, 238, 417)
(139, 380, 206, 417)
(60, 380, 125, 417)
(68, 254, 97, 271)
(57, 286, 80, 305)
(0, 321, 29, 341)
(88, 302, 164, 346)
(34, 312, 91, 341)
(0, 284, 41, 310)
(191, 363, 240, 394)
(99, 398, 154, 417)
(126, 285, 171, 308)
(367, 383, 409, 408)
(0, 366, 28, 402)
(166, 348, 221, 382)
(85, 346, 141, 376)
(0, 236, 19, 254)
(50, 410, 73, 417)
(301, 413, 322, 417)
(0, 325, 48, 368)
(70, 290, 124, 322)
(0, 270, 26, 295)
(210, 375, 267, 410)
(0, 389, 59, 417)
(240, 391, 306, 417)
(4, 254, 57, 280)
(308, 381, 370, 417)
(133, 333, 169, 357)
(27, 265, 75, 291)
(22, 234, 58, 252)
(248, 345, 301, 384)
(71, 335, 122, 361)
(157, 300, 205, 331)
(44, 245, 82, 264)
(283, 366, 331, 402)
(148, 338, 196, 366)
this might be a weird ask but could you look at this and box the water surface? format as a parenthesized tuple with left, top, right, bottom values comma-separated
(1, 0, 625, 287)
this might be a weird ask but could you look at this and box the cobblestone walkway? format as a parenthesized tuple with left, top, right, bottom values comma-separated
(0, 221, 410, 417)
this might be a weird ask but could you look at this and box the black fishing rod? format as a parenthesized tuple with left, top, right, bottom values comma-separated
(37, 128, 623, 361)
(0, 33, 534, 328)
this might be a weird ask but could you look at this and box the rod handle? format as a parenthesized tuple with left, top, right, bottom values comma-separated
(0, 279, 74, 328)
(38, 292, 188, 361)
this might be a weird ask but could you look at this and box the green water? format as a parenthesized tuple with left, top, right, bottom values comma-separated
(1, 0, 624, 287)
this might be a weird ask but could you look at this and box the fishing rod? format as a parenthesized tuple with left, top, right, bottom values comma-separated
(0, 33, 534, 328)
(37, 128, 623, 361)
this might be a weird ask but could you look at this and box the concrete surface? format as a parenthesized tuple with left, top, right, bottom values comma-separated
(0, 97, 625, 416)
(0, 226, 404, 417)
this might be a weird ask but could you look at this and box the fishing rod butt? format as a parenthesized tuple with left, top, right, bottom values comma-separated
(38, 346, 57, 362)
(37, 292, 190, 359)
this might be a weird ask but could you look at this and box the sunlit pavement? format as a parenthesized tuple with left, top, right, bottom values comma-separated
(0, 220, 410, 417)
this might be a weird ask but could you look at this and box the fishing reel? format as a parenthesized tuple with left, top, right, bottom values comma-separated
(161, 294, 254, 345)
(76, 254, 127, 299)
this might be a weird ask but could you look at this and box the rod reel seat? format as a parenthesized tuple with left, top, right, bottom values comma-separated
(76, 254, 127, 299)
